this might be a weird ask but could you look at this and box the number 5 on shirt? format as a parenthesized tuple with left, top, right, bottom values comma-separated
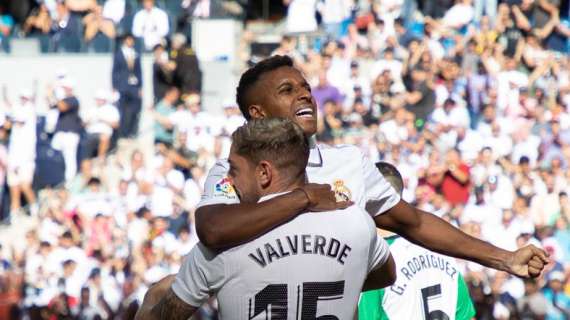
(421, 284, 450, 320)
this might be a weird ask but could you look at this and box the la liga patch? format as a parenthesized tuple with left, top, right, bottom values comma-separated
(214, 177, 237, 199)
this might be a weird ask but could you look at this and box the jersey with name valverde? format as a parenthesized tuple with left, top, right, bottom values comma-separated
(198, 142, 401, 217)
(173, 193, 391, 319)
(359, 237, 476, 320)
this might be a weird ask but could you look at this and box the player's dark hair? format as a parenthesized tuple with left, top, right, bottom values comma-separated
(375, 161, 404, 195)
(236, 55, 294, 120)
(232, 118, 309, 182)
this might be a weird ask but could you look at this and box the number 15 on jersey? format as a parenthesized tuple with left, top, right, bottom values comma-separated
(249, 281, 345, 320)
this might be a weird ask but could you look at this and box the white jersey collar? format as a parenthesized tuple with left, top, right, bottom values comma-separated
(307, 135, 323, 167)
(258, 191, 292, 203)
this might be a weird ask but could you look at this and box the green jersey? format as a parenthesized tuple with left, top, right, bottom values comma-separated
(359, 236, 476, 320)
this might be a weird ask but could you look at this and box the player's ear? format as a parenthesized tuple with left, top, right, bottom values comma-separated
(257, 160, 272, 188)
(248, 105, 266, 120)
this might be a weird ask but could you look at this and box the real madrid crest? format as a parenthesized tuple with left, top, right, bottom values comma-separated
(332, 179, 352, 202)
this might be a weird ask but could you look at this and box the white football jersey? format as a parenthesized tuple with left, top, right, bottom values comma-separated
(173, 193, 391, 319)
(197, 142, 401, 217)
(359, 237, 475, 320)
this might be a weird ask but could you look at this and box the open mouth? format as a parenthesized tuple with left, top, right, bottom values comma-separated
(295, 107, 314, 119)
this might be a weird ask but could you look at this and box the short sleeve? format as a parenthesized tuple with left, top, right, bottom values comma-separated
(196, 160, 240, 209)
(368, 234, 391, 273)
(361, 153, 401, 217)
(171, 244, 225, 307)
(455, 273, 476, 320)
(358, 289, 387, 320)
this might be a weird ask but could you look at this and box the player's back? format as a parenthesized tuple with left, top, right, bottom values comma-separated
(359, 237, 474, 320)
(174, 198, 387, 319)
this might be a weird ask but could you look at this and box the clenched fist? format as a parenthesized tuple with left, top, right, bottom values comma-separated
(506, 245, 550, 278)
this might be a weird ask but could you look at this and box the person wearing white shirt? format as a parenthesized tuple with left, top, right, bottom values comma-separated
(370, 48, 403, 87)
(102, 0, 125, 24)
(430, 98, 471, 149)
(342, 61, 372, 108)
(456, 127, 485, 163)
(378, 107, 409, 145)
(442, 0, 475, 29)
(6, 89, 37, 216)
(83, 90, 120, 162)
(135, 118, 396, 319)
(496, 58, 529, 112)
(319, 0, 352, 38)
(284, 0, 318, 33)
(132, 0, 169, 51)
(189, 55, 548, 283)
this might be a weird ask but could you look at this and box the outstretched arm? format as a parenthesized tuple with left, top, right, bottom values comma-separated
(196, 184, 352, 249)
(375, 201, 549, 278)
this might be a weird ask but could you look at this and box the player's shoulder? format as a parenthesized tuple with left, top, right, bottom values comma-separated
(323, 204, 377, 232)
(317, 143, 365, 160)
(317, 142, 361, 152)
(207, 158, 230, 173)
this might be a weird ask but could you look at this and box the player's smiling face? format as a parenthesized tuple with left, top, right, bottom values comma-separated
(227, 147, 261, 203)
(248, 66, 318, 136)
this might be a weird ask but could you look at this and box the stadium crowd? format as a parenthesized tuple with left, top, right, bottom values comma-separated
(0, 0, 570, 319)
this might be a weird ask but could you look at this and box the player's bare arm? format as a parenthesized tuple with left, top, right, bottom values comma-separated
(150, 288, 196, 320)
(196, 183, 352, 249)
(135, 275, 197, 320)
(375, 200, 550, 278)
(362, 253, 397, 292)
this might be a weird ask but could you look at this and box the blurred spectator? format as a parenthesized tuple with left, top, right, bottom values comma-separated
(112, 34, 142, 139)
(153, 86, 180, 146)
(284, 0, 318, 33)
(0, 4, 14, 53)
(404, 65, 436, 129)
(132, 0, 169, 51)
(81, 90, 120, 163)
(518, 278, 549, 319)
(441, 0, 475, 29)
(102, 0, 126, 25)
(3, 89, 38, 218)
(82, 5, 116, 53)
(71, 286, 105, 319)
(319, 0, 352, 39)
(0, 127, 8, 223)
(1, 0, 570, 318)
(474, 0, 497, 22)
(439, 148, 472, 205)
(170, 33, 202, 96)
(51, 1, 83, 53)
(65, 0, 97, 13)
(312, 71, 343, 111)
(542, 271, 570, 319)
(22, 3, 52, 52)
(152, 43, 175, 102)
(50, 78, 83, 183)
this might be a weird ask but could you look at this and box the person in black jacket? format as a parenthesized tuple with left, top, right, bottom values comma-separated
(153, 43, 175, 103)
(170, 33, 202, 95)
(50, 2, 83, 53)
(112, 34, 142, 139)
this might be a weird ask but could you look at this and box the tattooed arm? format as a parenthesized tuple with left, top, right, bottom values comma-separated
(135, 275, 198, 320)
(150, 288, 197, 320)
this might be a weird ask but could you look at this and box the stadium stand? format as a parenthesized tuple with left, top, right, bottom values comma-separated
(0, 0, 569, 319)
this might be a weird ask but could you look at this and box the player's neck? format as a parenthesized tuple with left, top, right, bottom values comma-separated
(260, 174, 306, 198)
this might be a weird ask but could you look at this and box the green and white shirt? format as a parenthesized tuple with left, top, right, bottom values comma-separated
(359, 236, 476, 320)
